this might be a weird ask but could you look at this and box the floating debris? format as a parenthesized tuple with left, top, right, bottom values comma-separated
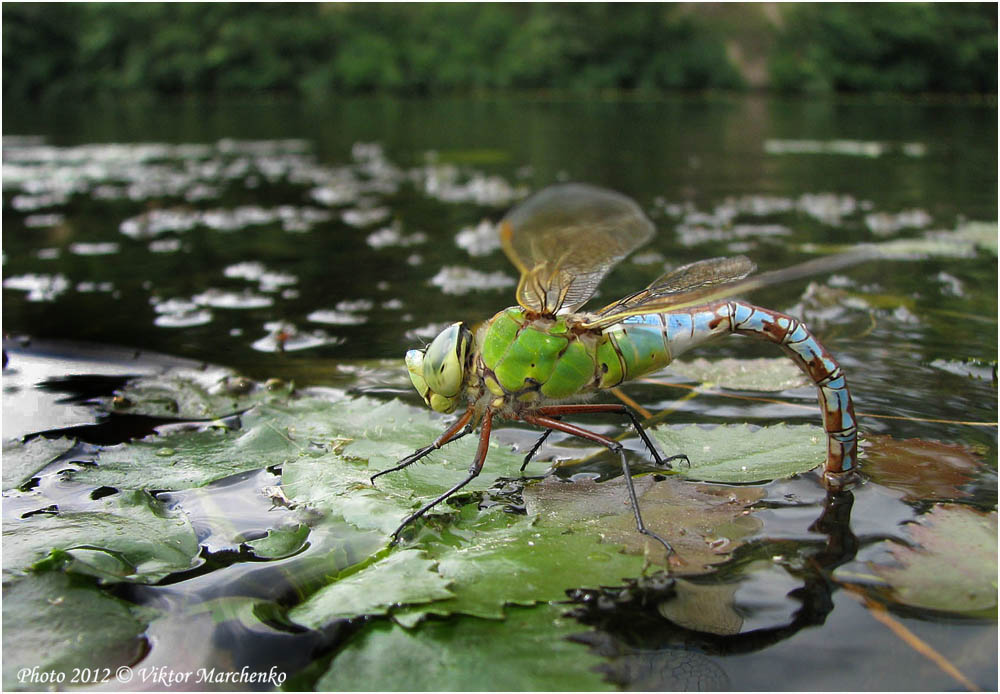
(2, 273, 71, 302)
(148, 238, 183, 253)
(252, 322, 344, 352)
(366, 223, 428, 249)
(428, 266, 516, 295)
(864, 209, 933, 236)
(191, 288, 274, 309)
(69, 242, 120, 256)
(455, 219, 501, 256)
(23, 213, 65, 228)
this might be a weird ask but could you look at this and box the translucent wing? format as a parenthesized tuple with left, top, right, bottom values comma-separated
(499, 183, 654, 315)
(593, 256, 756, 319)
(583, 249, 876, 330)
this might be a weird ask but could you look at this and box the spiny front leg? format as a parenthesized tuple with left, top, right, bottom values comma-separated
(389, 409, 494, 544)
(521, 426, 555, 472)
(519, 412, 677, 561)
(370, 406, 475, 485)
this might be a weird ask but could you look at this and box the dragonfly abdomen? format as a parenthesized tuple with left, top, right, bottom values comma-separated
(658, 300, 858, 478)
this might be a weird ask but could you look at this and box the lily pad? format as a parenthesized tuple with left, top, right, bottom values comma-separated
(649, 423, 826, 483)
(863, 221, 998, 260)
(390, 507, 649, 623)
(316, 604, 612, 692)
(2, 489, 202, 583)
(1, 436, 75, 490)
(70, 411, 315, 490)
(2, 571, 149, 691)
(871, 504, 998, 617)
(100, 368, 294, 419)
(289, 550, 454, 628)
(667, 357, 808, 391)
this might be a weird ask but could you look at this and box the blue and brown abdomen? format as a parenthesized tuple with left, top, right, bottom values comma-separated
(651, 301, 859, 479)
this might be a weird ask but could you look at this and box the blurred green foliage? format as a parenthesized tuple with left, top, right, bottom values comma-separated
(3, 3, 995, 102)
(770, 3, 998, 93)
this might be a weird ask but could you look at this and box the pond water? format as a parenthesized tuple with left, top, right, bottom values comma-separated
(2, 94, 997, 691)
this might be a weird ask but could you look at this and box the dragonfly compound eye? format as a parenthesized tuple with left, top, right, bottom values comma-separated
(421, 323, 472, 412)
(405, 348, 431, 406)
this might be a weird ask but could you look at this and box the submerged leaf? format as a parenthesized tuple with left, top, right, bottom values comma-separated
(871, 504, 998, 616)
(317, 604, 612, 691)
(650, 423, 826, 483)
(863, 435, 981, 501)
(525, 475, 764, 574)
(667, 357, 808, 391)
(2, 571, 149, 691)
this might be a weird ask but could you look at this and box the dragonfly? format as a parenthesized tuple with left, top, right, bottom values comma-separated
(372, 183, 860, 558)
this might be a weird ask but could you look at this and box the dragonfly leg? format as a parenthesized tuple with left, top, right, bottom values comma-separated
(520, 412, 676, 559)
(535, 403, 689, 470)
(389, 409, 494, 544)
(370, 406, 475, 485)
(520, 422, 557, 472)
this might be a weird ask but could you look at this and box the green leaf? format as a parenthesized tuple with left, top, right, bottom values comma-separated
(667, 357, 808, 391)
(316, 604, 613, 692)
(1, 436, 75, 490)
(101, 368, 294, 419)
(870, 504, 998, 617)
(289, 550, 454, 628)
(649, 423, 826, 483)
(70, 405, 320, 490)
(2, 571, 149, 691)
(392, 508, 649, 622)
(245, 523, 310, 559)
(2, 490, 202, 583)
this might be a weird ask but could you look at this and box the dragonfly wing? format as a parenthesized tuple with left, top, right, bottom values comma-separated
(594, 256, 756, 318)
(584, 249, 875, 329)
(500, 183, 654, 315)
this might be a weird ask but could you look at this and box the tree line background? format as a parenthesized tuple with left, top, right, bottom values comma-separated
(4, 2, 996, 102)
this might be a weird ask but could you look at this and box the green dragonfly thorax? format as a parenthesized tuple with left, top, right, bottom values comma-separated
(407, 305, 662, 419)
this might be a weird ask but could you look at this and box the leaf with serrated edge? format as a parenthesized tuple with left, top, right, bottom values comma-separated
(2, 490, 202, 583)
(289, 550, 454, 629)
(317, 604, 613, 692)
(650, 423, 825, 483)
(2, 436, 76, 490)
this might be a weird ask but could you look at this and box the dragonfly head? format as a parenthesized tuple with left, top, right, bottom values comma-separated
(406, 322, 473, 414)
